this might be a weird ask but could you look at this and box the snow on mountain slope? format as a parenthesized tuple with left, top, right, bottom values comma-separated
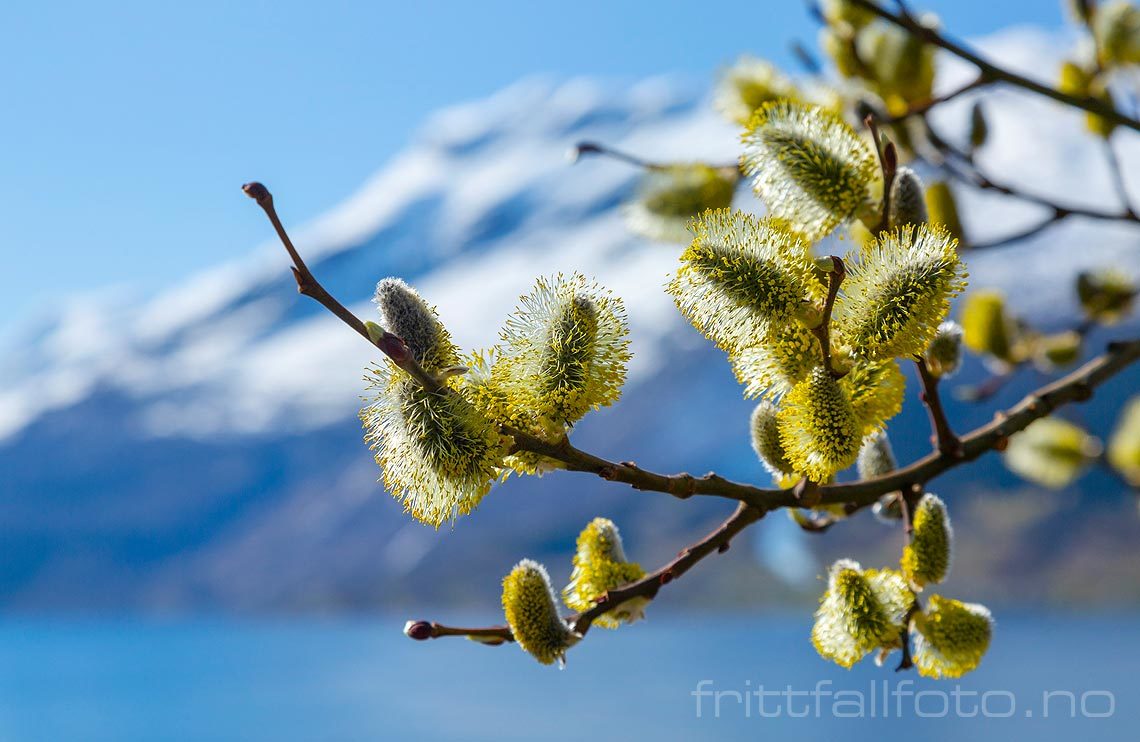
(1, 29, 1139, 613)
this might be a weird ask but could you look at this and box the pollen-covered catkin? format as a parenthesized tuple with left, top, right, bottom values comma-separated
(502, 559, 580, 666)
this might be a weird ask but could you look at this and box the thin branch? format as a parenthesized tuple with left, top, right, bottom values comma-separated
(847, 0, 1140, 134)
(813, 256, 846, 375)
(915, 358, 962, 456)
(1104, 135, 1138, 219)
(570, 141, 741, 175)
(865, 115, 898, 233)
(242, 183, 446, 394)
(883, 74, 992, 124)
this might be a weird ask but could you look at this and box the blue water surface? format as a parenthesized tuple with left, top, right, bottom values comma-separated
(0, 614, 1133, 741)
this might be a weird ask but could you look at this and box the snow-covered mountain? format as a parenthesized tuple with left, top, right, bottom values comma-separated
(2, 29, 1139, 614)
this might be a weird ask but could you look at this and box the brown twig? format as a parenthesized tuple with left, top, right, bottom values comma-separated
(846, 0, 1140, 134)
(914, 358, 962, 456)
(882, 74, 992, 124)
(813, 256, 846, 375)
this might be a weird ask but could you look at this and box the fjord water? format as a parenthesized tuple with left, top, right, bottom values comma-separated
(0, 614, 1132, 741)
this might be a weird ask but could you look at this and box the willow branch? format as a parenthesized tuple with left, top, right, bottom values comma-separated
(414, 338, 1140, 644)
(847, 0, 1140, 134)
(242, 182, 446, 393)
(914, 358, 962, 456)
(409, 502, 763, 645)
(571, 141, 739, 173)
(508, 339, 1140, 513)
(882, 74, 992, 124)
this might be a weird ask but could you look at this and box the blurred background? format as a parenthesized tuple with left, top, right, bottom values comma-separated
(2, 1, 1139, 739)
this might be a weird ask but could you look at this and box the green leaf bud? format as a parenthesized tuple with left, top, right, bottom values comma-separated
(714, 55, 798, 126)
(812, 559, 914, 668)
(924, 180, 966, 247)
(1077, 269, 1136, 324)
(901, 494, 953, 589)
(625, 164, 739, 243)
(669, 210, 823, 354)
(751, 400, 797, 485)
(563, 518, 648, 628)
(1003, 416, 1103, 489)
(1108, 395, 1140, 486)
(912, 595, 993, 679)
(373, 278, 459, 371)
(502, 559, 580, 666)
(888, 166, 928, 230)
(741, 101, 878, 241)
(925, 321, 964, 378)
(779, 366, 863, 480)
(834, 224, 968, 362)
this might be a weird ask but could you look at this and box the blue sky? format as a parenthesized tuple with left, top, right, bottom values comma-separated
(2, 0, 1061, 330)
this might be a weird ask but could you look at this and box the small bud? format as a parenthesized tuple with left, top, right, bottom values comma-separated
(624, 164, 739, 243)
(502, 559, 580, 666)
(751, 401, 797, 485)
(960, 290, 1017, 366)
(714, 55, 798, 126)
(563, 518, 648, 628)
(834, 224, 967, 362)
(1033, 330, 1082, 371)
(1077, 269, 1136, 324)
(812, 559, 914, 668)
(888, 167, 928, 230)
(1085, 81, 1118, 138)
(373, 278, 458, 371)
(858, 430, 897, 480)
(873, 495, 904, 523)
(1108, 395, 1140, 486)
(741, 101, 878, 241)
(1003, 416, 1103, 489)
(779, 367, 863, 481)
(968, 101, 989, 150)
(901, 494, 953, 589)
(911, 595, 993, 679)
(924, 181, 966, 247)
(668, 210, 824, 354)
(403, 620, 433, 641)
(925, 321, 964, 378)
(364, 321, 386, 346)
(1058, 60, 1093, 99)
